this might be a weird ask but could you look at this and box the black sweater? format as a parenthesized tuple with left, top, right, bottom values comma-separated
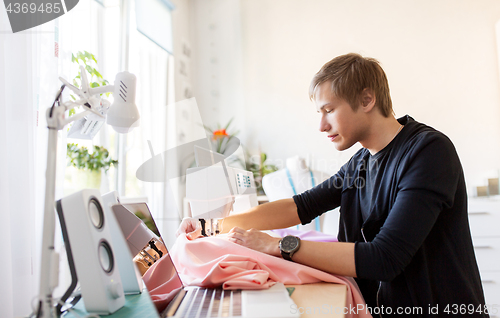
(294, 116, 488, 317)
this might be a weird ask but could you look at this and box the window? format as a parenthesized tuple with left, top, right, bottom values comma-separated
(60, 0, 175, 216)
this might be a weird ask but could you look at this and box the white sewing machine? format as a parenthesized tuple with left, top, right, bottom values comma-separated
(186, 147, 258, 236)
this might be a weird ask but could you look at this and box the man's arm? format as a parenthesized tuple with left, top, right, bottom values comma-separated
(295, 241, 356, 277)
(221, 198, 301, 233)
(181, 164, 344, 238)
(228, 227, 357, 277)
(179, 198, 302, 239)
(223, 195, 356, 277)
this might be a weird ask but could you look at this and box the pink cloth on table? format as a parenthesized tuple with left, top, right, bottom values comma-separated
(142, 248, 184, 313)
(271, 228, 338, 242)
(165, 234, 371, 318)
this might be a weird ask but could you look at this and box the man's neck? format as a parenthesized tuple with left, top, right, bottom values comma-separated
(360, 116, 402, 155)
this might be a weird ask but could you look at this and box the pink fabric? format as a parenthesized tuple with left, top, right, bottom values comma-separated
(165, 234, 372, 318)
(272, 228, 339, 242)
(142, 249, 184, 313)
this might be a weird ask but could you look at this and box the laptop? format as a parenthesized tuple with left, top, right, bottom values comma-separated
(112, 203, 300, 318)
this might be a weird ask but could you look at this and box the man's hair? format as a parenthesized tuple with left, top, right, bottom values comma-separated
(309, 53, 393, 117)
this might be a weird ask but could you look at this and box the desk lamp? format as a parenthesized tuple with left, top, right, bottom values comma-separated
(35, 65, 140, 318)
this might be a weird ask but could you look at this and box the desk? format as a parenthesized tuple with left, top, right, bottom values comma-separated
(62, 290, 159, 318)
(63, 283, 347, 318)
(288, 283, 347, 318)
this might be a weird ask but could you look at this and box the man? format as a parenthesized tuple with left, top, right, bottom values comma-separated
(178, 53, 488, 317)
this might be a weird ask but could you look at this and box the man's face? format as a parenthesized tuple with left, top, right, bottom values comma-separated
(314, 81, 366, 151)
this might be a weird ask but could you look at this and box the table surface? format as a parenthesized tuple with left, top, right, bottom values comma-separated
(63, 283, 347, 318)
(288, 283, 347, 318)
(62, 290, 159, 318)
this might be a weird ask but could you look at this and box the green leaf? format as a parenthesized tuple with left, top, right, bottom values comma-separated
(224, 117, 234, 130)
(219, 137, 229, 153)
(66, 143, 117, 172)
(69, 50, 110, 106)
(85, 65, 93, 75)
(203, 125, 214, 134)
(76, 51, 84, 62)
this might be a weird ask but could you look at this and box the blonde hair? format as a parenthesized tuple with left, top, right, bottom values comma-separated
(309, 53, 393, 117)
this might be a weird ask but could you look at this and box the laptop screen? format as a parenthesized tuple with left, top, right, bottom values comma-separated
(115, 203, 184, 310)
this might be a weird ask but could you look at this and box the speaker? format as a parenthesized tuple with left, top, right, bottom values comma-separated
(101, 191, 143, 295)
(56, 189, 125, 314)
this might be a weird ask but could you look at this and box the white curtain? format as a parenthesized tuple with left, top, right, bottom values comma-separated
(0, 11, 61, 318)
(0, 1, 175, 315)
(128, 17, 173, 244)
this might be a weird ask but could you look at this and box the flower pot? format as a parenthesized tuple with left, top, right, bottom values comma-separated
(64, 167, 102, 195)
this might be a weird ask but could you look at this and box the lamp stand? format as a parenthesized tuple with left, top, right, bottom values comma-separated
(34, 65, 137, 317)
(36, 86, 106, 318)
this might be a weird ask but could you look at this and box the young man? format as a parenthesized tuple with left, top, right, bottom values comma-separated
(177, 53, 488, 316)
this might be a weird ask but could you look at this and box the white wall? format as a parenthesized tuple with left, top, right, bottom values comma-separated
(190, 0, 246, 148)
(190, 0, 500, 194)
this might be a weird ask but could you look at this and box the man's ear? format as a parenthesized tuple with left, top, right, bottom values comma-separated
(360, 88, 376, 113)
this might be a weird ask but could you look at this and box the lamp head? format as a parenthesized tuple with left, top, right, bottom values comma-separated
(106, 71, 140, 133)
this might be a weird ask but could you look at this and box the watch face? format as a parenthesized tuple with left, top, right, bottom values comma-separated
(281, 236, 299, 253)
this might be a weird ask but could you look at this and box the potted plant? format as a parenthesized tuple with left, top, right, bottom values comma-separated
(245, 151, 278, 195)
(203, 118, 240, 156)
(204, 119, 277, 194)
(64, 51, 116, 192)
(66, 143, 118, 190)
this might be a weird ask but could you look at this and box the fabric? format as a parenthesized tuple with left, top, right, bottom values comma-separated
(167, 234, 371, 318)
(293, 115, 487, 316)
(142, 248, 184, 313)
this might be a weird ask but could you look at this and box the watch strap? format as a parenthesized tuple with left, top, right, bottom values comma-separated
(281, 249, 293, 261)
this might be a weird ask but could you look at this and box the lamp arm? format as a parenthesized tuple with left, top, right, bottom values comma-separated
(79, 65, 90, 96)
(58, 71, 114, 100)
(58, 77, 85, 100)
(61, 99, 86, 110)
(36, 90, 96, 318)
(60, 108, 96, 127)
(37, 105, 66, 318)
(89, 84, 115, 96)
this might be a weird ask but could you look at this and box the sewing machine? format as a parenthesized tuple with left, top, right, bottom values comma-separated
(185, 147, 258, 236)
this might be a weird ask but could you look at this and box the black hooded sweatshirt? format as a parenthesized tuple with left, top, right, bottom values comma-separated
(294, 115, 488, 317)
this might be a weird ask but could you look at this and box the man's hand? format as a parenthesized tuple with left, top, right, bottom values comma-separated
(176, 217, 203, 240)
(227, 227, 281, 257)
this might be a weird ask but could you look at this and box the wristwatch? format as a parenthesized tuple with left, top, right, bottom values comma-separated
(279, 235, 301, 261)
